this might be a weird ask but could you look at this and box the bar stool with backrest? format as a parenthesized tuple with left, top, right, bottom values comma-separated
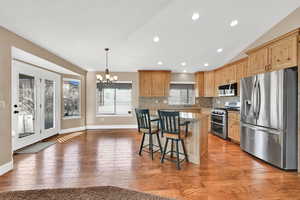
(135, 109, 163, 160)
(158, 110, 189, 170)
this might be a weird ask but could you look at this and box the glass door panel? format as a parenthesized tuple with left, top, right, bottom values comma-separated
(18, 74, 36, 139)
(44, 79, 55, 130)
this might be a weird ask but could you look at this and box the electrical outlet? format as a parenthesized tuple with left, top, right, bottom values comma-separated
(0, 100, 6, 109)
(155, 100, 159, 104)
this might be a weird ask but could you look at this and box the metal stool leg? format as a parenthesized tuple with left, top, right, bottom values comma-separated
(149, 134, 154, 160)
(156, 133, 163, 154)
(139, 133, 146, 156)
(171, 139, 174, 158)
(161, 138, 169, 163)
(176, 140, 180, 170)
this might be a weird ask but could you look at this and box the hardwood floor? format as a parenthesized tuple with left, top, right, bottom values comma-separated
(1, 130, 300, 199)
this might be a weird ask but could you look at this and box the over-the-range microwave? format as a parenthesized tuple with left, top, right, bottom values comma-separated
(218, 83, 237, 97)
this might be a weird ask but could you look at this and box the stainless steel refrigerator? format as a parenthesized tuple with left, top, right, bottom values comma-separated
(240, 67, 298, 170)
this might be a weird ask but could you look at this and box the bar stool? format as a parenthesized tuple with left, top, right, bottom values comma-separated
(135, 109, 163, 160)
(158, 110, 189, 170)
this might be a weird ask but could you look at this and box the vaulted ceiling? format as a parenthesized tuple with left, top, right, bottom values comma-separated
(0, 0, 299, 72)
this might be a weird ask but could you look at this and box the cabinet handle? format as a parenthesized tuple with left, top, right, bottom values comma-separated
(277, 59, 281, 62)
(287, 57, 291, 61)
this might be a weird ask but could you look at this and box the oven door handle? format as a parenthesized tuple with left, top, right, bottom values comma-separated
(211, 121, 225, 126)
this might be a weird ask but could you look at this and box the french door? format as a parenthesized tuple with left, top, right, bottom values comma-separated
(12, 60, 61, 151)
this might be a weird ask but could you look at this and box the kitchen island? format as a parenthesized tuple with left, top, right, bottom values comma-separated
(144, 111, 209, 164)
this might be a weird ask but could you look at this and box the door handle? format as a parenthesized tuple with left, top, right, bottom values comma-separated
(255, 81, 261, 118)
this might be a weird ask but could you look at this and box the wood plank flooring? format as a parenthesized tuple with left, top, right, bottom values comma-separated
(1, 130, 300, 199)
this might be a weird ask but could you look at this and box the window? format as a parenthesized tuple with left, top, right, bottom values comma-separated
(63, 79, 81, 118)
(168, 83, 195, 105)
(96, 82, 132, 115)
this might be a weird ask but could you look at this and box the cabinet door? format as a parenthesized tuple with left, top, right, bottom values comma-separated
(269, 35, 298, 71)
(236, 60, 248, 96)
(151, 71, 165, 96)
(195, 72, 204, 97)
(248, 47, 269, 75)
(225, 65, 236, 84)
(163, 72, 171, 96)
(139, 71, 152, 97)
(204, 71, 215, 97)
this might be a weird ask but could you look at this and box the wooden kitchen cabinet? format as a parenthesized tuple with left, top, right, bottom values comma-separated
(246, 30, 299, 76)
(228, 111, 240, 143)
(248, 47, 269, 75)
(138, 70, 171, 97)
(236, 58, 248, 96)
(139, 71, 152, 97)
(195, 72, 204, 97)
(204, 71, 215, 97)
(223, 64, 236, 84)
(269, 35, 298, 71)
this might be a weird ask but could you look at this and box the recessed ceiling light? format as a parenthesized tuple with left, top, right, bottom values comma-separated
(192, 12, 200, 21)
(230, 20, 238, 27)
(153, 36, 160, 43)
(181, 62, 187, 66)
(157, 61, 163, 65)
(217, 48, 223, 53)
(183, 70, 187, 73)
(204, 63, 209, 67)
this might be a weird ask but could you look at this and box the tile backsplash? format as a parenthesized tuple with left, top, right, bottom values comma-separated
(212, 96, 240, 108)
(138, 96, 213, 111)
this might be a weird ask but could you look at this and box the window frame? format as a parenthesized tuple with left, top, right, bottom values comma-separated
(96, 81, 133, 117)
(168, 82, 196, 106)
(62, 78, 81, 120)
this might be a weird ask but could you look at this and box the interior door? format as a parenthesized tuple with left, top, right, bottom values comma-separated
(12, 60, 61, 150)
(240, 75, 257, 125)
(255, 70, 283, 130)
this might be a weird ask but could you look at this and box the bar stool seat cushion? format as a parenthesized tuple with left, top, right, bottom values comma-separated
(140, 126, 159, 134)
(164, 132, 187, 139)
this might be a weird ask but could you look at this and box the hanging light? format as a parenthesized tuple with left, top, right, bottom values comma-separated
(96, 48, 118, 87)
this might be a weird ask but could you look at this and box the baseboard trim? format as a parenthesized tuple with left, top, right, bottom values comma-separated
(59, 126, 86, 134)
(0, 161, 13, 176)
(86, 125, 138, 130)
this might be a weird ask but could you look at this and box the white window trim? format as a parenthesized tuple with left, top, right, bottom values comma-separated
(95, 81, 133, 116)
(63, 78, 81, 120)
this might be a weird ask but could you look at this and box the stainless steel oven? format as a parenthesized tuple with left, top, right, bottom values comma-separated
(211, 108, 227, 139)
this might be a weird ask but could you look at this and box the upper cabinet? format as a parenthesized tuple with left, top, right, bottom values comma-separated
(248, 47, 269, 75)
(203, 71, 215, 97)
(138, 70, 170, 97)
(235, 58, 249, 81)
(246, 30, 299, 75)
(269, 35, 298, 71)
(195, 72, 204, 97)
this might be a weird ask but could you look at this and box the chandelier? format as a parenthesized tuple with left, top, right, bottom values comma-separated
(96, 48, 118, 86)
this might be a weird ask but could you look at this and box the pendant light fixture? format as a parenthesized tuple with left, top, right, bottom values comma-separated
(96, 48, 118, 87)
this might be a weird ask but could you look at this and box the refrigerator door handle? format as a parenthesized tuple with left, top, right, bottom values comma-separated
(252, 78, 258, 118)
(241, 123, 282, 135)
(256, 81, 261, 118)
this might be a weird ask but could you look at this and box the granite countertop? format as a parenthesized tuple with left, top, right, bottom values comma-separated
(151, 111, 208, 124)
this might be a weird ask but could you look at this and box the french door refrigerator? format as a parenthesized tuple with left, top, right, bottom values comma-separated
(240, 67, 298, 170)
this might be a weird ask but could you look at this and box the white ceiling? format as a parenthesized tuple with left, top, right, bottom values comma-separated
(0, 0, 300, 72)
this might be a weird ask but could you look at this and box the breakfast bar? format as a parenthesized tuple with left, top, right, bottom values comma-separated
(144, 111, 209, 164)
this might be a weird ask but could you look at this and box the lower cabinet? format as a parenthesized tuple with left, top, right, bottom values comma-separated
(228, 112, 240, 143)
